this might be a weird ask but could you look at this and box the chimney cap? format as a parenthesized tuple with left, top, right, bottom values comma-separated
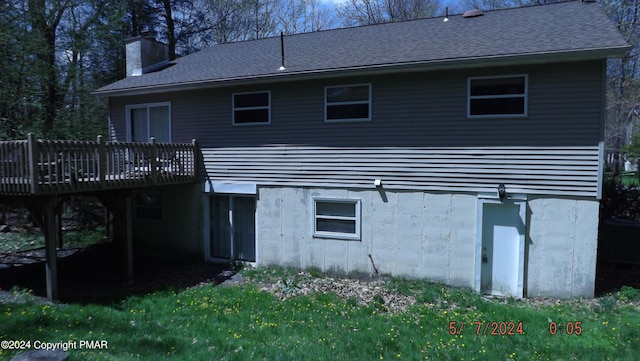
(125, 36, 167, 45)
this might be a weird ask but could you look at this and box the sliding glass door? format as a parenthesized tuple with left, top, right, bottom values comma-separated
(210, 195, 256, 262)
(127, 103, 171, 142)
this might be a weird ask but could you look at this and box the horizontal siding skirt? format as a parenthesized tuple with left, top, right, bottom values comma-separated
(205, 162, 597, 172)
(200, 145, 600, 197)
(206, 171, 597, 187)
(209, 175, 595, 188)
(203, 154, 598, 162)
(204, 154, 598, 166)
(209, 177, 596, 197)
(202, 147, 598, 154)
(203, 145, 599, 197)
(205, 168, 597, 180)
(205, 157, 598, 165)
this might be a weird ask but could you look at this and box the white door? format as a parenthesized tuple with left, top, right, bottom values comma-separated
(479, 202, 525, 297)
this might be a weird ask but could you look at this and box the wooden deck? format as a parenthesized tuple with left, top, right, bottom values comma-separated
(0, 134, 198, 196)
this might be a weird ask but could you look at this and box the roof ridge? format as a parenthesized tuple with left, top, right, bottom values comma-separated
(95, 0, 628, 97)
(212, 0, 583, 48)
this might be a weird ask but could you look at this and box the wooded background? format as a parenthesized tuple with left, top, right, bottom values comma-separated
(1, 0, 638, 161)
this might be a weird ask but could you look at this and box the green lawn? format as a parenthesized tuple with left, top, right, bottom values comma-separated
(1, 268, 639, 360)
(0, 227, 107, 254)
(620, 171, 640, 187)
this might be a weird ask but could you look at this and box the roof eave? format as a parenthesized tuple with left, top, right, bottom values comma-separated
(93, 46, 631, 98)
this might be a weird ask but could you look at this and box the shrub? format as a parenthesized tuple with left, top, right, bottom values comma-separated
(617, 286, 640, 302)
(600, 175, 640, 221)
(596, 293, 618, 313)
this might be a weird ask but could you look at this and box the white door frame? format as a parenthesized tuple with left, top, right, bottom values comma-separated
(474, 195, 526, 298)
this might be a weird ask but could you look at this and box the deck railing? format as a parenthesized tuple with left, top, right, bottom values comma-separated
(0, 134, 198, 196)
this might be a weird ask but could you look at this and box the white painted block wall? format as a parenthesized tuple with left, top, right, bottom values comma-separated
(526, 197, 599, 298)
(257, 187, 477, 288)
(256, 187, 600, 298)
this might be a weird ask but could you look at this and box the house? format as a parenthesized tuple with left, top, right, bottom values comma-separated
(94, 0, 630, 298)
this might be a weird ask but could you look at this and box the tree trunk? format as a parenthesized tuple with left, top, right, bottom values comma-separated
(160, 0, 176, 60)
(43, 27, 59, 131)
(28, 0, 63, 132)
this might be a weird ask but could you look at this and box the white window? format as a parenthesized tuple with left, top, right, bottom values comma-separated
(313, 198, 361, 240)
(126, 102, 171, 142)
(233, 91, 270, 125)
(325, 84, 371, 122)
(468, 75, 527, 118)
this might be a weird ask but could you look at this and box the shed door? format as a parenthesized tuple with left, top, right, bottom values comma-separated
(480, 202, 525, 297)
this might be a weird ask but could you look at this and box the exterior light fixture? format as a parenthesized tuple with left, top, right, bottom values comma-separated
(497, 183, 507, 201)
(374, 179, 383, 187)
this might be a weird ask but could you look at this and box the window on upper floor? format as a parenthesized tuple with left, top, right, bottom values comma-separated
(313, 198, 361, 240)
(126, 103, 171, 142)
(233, 91, 270, 125)
(468, 75, 527, 118)
(325, 84, 371, 122)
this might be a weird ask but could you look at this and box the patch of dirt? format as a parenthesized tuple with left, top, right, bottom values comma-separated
(253, 274, 416, 313)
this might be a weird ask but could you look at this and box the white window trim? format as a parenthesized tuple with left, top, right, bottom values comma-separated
(313, 198, 361, 240)
(467, 74, 528, 119)
(125, 102, 172, 142)
(324, 83, 372, 123)
(232, 91, 271, 126)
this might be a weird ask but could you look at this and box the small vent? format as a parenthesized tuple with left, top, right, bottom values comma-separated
(462, 9, 484, 18)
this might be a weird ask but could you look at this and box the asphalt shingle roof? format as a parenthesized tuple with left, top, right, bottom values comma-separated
(95, 1, 629, 96)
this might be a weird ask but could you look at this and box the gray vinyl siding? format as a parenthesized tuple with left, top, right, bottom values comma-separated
(202, 146, 598, 196)
(108, 60, 605, 197)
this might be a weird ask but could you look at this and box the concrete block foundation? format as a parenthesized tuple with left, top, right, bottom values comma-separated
(253, 187, 600, 298)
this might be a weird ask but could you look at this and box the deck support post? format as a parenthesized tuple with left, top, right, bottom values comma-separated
(43, 196, 59, 301)
(149, 137, 158, 185)
(56, 200, 63, 249)
(102, 193, 135, 284)
(192, 139, 199, 181)
(124, 194, 134, 284)
(97, 135, 106, 186)
(26, 133, 39, 194)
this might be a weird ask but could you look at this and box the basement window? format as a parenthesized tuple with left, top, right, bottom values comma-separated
(232, 91, 270, 125)
(325, 84, 371, 122)
(313, 198, 361, 240)
(468, 75, 527, 118)
(135, 192, 163, 221)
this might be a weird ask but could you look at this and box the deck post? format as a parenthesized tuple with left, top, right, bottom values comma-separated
(97, 135, 106, 186)
(43, 196, 59, 300)
(191, 139, 199, 181)
(149, 137, 158, 185)
(26, 133, 39, 194)
(56, 200, 63, 249)
(124, 193, 134, 283)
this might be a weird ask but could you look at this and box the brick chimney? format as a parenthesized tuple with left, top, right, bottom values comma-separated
(125, 36, 169, 77)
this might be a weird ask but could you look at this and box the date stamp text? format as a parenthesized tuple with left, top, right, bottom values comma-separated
(449, 321, 524, 335)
